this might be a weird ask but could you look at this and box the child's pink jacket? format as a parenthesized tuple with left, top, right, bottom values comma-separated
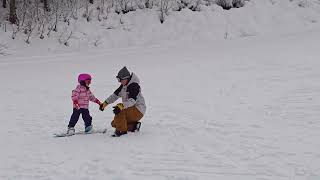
(71, 85, 98, 109)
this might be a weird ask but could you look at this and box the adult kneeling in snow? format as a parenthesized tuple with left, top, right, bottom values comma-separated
(100, 67, 146, 137)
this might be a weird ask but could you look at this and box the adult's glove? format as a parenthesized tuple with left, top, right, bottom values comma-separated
(99, 101, 108, 111)
(113, 103, 124, 115)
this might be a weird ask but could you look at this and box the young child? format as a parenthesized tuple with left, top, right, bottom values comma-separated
(67, 73, 101, 135)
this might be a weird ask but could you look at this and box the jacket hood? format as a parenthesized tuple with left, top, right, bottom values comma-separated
(127, 73, 140, 85)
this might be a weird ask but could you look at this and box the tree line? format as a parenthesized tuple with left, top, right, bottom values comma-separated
(2, 0, 246, 24)
(0, 0, 246, 45)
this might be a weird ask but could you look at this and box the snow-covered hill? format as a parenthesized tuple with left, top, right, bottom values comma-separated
(1, 26, 320, 180)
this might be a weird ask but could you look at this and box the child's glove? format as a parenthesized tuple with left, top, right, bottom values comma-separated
(94, 99, 101, 105)
(113, 103, 124, 115)
(99, 101, 108, 111)
(73, 100, 80, 110)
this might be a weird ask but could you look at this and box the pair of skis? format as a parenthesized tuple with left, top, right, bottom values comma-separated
(54, 122, 141, 137)
(53, 128, 107, 137)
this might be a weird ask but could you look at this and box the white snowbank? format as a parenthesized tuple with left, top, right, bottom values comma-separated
(1, 0, 320, 57)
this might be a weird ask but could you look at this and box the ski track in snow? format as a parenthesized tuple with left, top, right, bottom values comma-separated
(1, 32, 320, 180)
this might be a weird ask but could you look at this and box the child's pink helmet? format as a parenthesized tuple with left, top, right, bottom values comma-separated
(78, 73, 92, 83)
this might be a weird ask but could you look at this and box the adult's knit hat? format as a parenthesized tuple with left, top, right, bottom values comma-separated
(116, 66, 131, 80)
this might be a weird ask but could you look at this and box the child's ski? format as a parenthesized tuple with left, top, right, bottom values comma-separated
(53, 128, 107, 137)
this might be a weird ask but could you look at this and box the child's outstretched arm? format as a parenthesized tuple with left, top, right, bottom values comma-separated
(89, 90, 101, 105)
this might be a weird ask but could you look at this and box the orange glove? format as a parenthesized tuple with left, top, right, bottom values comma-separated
(113, 103, 124, 115)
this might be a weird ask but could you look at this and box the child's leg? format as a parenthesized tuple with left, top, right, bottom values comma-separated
(68, 108, 81, 127)
(81, 109, 92, 127)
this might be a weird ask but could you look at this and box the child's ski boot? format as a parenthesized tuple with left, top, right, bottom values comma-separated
(85, 125, 93, 134)
(67, 127, 75, 136)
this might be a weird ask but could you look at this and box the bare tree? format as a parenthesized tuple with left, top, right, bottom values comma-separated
(83, 0, 89, 19)
(72, 0, 79, 20)
(39, 11, 48, 39)
(36, 0, 40, 21)
(145, 0, 153, 9)
(53, 0, 59, 32)
(159, 0, 170, 23)
(2, 21, 8, 32)
(25, 20, 37, 44)
(216, 0, 245, 9)
(19, 0, 29, 29)
(97, 0, 106, 21)
(3, 0, 6, 8)
(11, 23, 19, 39)
(59, 30, 73, 46)
(116, 0, 132, 14)
(9, 0, 18, 24)
(232, 0, 245, 8)
(43, 0, 50, 11)
(216, 0, 232, 10)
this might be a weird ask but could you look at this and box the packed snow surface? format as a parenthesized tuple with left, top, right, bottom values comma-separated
(1, 29, 320, 179)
